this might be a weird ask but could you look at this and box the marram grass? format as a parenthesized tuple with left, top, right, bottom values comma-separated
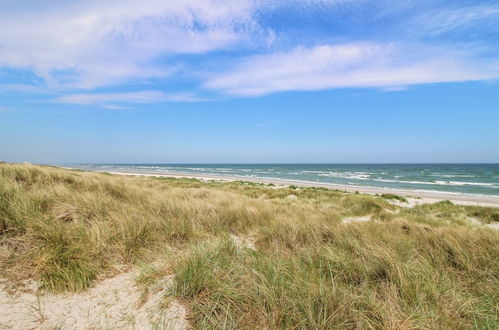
(0, 163, 498, 329)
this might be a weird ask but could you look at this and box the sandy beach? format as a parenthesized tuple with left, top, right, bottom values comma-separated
(97, 169, 499, 208)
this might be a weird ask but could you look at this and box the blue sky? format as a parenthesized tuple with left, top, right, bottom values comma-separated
(1, 0, 498, 163)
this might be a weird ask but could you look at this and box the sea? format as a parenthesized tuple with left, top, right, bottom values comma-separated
(69, 164, 499, 196)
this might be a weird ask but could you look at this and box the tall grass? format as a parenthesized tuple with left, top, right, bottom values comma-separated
(0, 163, 498, 328)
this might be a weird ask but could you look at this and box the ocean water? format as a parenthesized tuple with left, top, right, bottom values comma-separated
(70, 164, 499, 196)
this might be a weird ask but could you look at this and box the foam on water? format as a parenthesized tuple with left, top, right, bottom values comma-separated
(67, 164, 499, 196)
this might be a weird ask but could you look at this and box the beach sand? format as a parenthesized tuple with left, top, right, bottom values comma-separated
(100, 170, 499, 208)
(0, 266, 187, 329)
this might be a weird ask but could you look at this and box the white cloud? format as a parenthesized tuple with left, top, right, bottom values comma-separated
(100, 104, 130, 110)
(1, 0, 499, 101)
(56, 90, 201, 106)
(204, 42, 499, 96)
(0, 84, 49, 94)
(411, 3, 499, 36)
(0, 0, 264, 89)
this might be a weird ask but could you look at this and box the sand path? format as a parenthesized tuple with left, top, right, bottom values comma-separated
(0, 268, 187, 329)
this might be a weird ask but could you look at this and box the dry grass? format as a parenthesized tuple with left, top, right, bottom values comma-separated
(0, 163, 498, 329)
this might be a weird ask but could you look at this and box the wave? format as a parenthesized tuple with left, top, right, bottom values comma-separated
(434, 181, 496, 187)
(72, 164, 499, 195)
(318, 173, 370, 179)
(372, 178, 497, 187)
(429, 174, 476, 178)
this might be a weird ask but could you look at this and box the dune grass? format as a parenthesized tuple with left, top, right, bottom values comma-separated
(380, 193, 408, 203)
(0, 163, 498, 328)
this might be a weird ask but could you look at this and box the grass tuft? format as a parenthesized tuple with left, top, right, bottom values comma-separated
(380, 193, 408, 203)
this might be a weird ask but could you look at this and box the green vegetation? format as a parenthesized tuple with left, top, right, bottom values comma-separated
(0, 163, 498, 328)
(380, 193, 408, 203)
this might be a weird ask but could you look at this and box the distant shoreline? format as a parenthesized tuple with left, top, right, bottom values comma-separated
(69, 167, 499, 208)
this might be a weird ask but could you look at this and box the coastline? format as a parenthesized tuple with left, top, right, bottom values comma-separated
(78, 168, 499, 208)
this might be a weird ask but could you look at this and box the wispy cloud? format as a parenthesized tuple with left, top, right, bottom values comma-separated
(0, 84, 49, 94)
(56, 91, 202, 107)
(1, 0, 499, 103)
(204, 42, 499, 96)
(410, 3, 499, 36)
(0, 106, 13, 114)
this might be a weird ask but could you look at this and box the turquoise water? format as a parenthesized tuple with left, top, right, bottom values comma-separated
(70, 164, 499, 196)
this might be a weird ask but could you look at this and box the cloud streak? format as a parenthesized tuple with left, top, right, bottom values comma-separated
(204, 42, 499, 96)
(410, 2, 499, 36)
(56, 91, 201, 107)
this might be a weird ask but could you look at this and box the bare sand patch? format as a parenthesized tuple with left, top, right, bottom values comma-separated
(342, 216, 372, 224)
(0, 268, 187, 329)
(230, 234, 257, 250)
(487, 223, 499, 230)
(386, 197, 444, 208)
(467, 217, 499, 231)
(467, 217, 482, 225)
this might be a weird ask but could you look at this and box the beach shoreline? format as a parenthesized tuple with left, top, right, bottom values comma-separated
(74, 168, 499, 208)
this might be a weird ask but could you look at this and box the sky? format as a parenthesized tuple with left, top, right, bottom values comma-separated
(0, 0, 498, 164)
